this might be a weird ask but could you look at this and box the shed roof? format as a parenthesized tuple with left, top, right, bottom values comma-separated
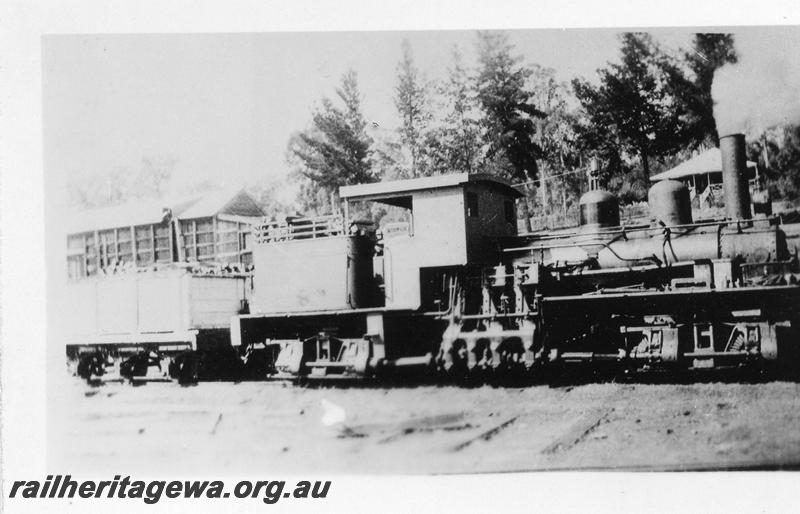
(66, 188, 264, 234)
(339, 173, 522, 202)
(178, 188, 264, 219)
(66, 198, 172, 234)
(650, 148, 757, 182)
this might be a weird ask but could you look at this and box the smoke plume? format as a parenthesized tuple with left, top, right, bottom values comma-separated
(712, 28, 800, 137)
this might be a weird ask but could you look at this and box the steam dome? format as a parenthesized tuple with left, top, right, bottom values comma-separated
(579, 189, 619, 230)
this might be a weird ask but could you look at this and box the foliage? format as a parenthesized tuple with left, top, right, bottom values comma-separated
(680, 33, 738, 147)
(67, 156, 176, 209)
(474, 31, 545, 182)
(528, 65, 584, 213)
(280, 30, 748, 219)
(244, 178, 295, 220)
(288, 70, 376, 212)
(749, 125, 800, 200)
(423, 46, 484, 176)
(394, 40, 433, 177)
(572, 33, 693, 184)
(368, 126, 407, 181)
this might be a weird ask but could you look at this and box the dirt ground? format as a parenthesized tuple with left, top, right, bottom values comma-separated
(52, 377, 800, 474)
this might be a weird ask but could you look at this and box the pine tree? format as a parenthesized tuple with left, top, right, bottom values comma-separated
(475, 31, 545, 231)
(288, 70, 376, 212)
(394, 40, 432, 177)
(430, 45, 483, 175)
(475, 31, 544, 180)
(528, 65, 582, 219)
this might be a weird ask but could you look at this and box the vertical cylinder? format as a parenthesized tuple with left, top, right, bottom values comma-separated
(719, 133, 752, 220)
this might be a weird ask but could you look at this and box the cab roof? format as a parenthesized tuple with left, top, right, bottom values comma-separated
(339, 173, 523, 204)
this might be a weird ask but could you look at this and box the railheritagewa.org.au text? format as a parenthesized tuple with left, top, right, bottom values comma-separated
(8, 475, 331, 505)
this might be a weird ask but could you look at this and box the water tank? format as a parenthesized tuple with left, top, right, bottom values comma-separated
(579, 189, 619, 230)
(648, 179, 692, 226)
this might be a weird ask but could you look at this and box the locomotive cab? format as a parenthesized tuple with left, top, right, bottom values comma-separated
(340, 173, 522, 310)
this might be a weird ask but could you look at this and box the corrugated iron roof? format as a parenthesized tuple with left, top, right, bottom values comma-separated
(650, 148, 757, 182)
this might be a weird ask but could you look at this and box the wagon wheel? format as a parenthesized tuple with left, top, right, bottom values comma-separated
(77, 353, 105, 381)
(168, 351, 198, 385)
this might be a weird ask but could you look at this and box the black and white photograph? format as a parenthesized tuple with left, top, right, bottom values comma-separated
(3, 1, 800, 512)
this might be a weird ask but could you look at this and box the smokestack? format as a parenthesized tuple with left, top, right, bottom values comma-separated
(719, 133, 752, 220)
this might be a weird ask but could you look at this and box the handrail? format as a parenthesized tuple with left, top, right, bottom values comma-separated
(504, 216, 775, 253)
(254, 214, 346, 243)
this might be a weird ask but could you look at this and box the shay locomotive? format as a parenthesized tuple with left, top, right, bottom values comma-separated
(70, 133, 800, 382)
(229, 133, 800, 382)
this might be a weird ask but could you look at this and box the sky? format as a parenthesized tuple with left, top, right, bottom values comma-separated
(43, 28, 714, 200)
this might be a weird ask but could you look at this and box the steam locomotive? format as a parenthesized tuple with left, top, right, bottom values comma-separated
(227, 133, 800, 382)
(69, 133, 800, 382)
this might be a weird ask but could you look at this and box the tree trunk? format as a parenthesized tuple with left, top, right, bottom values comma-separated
(462, 128, 473, 174)
(540, 167, 548, 217)
(640, 147, 650, 178)
(559, 151, 567, 219)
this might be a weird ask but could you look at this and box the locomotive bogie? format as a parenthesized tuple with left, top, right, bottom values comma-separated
(233, 308, 447, 379)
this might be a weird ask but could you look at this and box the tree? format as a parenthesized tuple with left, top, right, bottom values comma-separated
(288, 70, 376, 212)
(573, 33, 692, 183)
(368, 125, 407, 181)
(66, 155, 176, 209)
(394, 40, 433, 177)
(749, 124, 800, 200)
(528, 65, 583, 218)
(681, 33, 738, 147)
(475, 31, 545, 231)
(475, 31, 544, 181)
(244, 178, 295, 220)
(425, 45, 484, 176)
